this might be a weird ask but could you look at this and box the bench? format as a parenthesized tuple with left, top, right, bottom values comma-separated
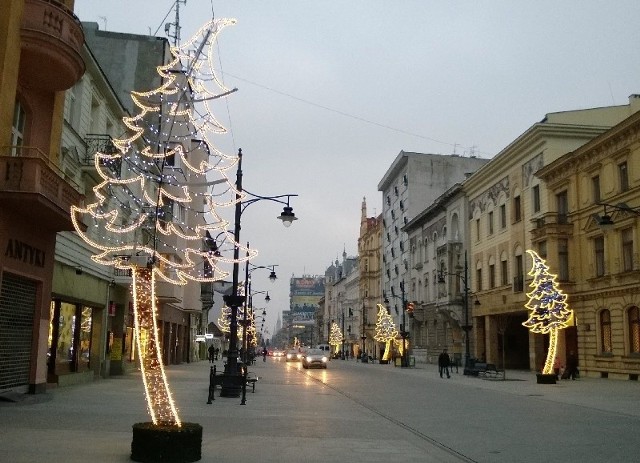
(469, 362, 502, 378)
(245, 374, 258, 393)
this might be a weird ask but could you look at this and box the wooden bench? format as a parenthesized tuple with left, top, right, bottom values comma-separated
(470, 362, 502, 378)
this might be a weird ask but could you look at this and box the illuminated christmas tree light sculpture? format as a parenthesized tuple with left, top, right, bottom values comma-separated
(522, 250, 572, 377)
(374, 304, 398, 361)
(329, 322, 343, 355)
(70, 17, 252, 461)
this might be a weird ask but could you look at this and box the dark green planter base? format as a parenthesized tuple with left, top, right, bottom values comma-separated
(536, 373, 557, 384)
(131, 422, 202, 462)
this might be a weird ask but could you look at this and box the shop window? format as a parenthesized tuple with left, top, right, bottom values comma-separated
(600, 309, 612, 354)
(628, 307, 640, 354)
(49, 301, 94, 374)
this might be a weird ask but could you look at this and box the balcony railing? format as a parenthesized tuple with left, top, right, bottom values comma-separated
(0, 146, 84, 230)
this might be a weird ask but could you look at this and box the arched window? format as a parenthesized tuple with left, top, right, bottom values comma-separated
(600, 309, 612, 354)
(628, 306, 640, 354)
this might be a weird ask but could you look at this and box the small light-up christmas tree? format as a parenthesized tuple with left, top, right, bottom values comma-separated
(523, 250, 572, 378)
(329, 322, 343, 355)
(374, 304, 398, 361)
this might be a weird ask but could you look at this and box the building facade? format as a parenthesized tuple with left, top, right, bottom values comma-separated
(358, 197, 382, 359)
(0, 0, 84, 393)
(403, 184, 476, 366)
(377, 151, 489, 351)
(464, 98, 639, 371)
(535, 105, 640, 379)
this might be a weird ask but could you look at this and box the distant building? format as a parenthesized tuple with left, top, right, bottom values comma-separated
(289, 275, 325, 347)
(358, 197, 382, 358)
(378, 151, 489, 339)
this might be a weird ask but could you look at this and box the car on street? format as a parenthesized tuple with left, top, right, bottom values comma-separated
(285, 349, 303, 362)
(301, 348, 328, 369)
(272, 349, 284, 358)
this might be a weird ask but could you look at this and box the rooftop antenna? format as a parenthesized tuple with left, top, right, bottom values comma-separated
(98, 15, 107, 31)
(165, 0, 187, 46)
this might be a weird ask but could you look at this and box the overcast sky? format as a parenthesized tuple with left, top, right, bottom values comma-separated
(74, 0, 640, 336)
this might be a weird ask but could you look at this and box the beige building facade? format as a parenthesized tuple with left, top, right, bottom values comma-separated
(536, 105, 640, 379)
(358, 197, 382, 359)
(464, 98, 640, 371)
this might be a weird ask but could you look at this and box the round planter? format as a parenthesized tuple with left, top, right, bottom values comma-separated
(536, 373, 557, 385)
(131, 422, 202, 462)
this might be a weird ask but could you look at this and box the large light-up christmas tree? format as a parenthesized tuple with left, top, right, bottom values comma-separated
(71, 17, 253, 461)
(374, 304, 398, 361)
(523, 250, 572, 378)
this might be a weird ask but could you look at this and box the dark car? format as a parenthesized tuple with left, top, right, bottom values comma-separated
(301, 349, 328, 369)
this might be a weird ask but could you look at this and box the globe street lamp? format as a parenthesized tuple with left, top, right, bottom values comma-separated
(220, 149, 298, 398)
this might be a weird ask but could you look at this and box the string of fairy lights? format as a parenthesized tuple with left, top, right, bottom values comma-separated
(71, 17, 250, 426)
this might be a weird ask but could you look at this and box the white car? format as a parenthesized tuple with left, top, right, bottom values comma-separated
(301, 349, 328, 369)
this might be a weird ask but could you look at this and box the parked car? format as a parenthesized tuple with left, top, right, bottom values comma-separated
(285, 349, 303, 362)
(301, 349, 328, 369)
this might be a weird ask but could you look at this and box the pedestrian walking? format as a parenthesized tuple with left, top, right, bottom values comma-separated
(207, 344, 215, 363)
(438, 349, 451, 378)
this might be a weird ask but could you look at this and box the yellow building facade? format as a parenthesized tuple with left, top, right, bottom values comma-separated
(536, 106, 640, 379)
(463, 99, 639, 372)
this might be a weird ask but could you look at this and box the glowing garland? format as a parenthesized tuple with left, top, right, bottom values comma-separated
(522, 250, 572, 375)
(374, 304, 398, 361)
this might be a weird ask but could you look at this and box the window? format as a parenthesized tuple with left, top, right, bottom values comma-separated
(476, 268, 483, 291)
(600, 309, 612, 354)
(399, 200, 404, 211)
(500, 204, 506, 229)
(489, 262, 495, 289)
(558, 239, 569, 281)
(629, 307, 640, 354)
(619, 162, 629, 192)
(488, 211, 494, 235)
(556, 190, 568, 224)
(538, 240, 547, 259)
(386, 196, 391, 206)
(475, 219, 480, 241)
(592, 175, 601, 204)
(501, 258, 508, 286)
(514, 254, 524, 292)
(622, 228, 634, 272)
(513, 196, 521, 222)
(11, 100, 26, 155)
(594, 236, 605, 277)
(394, 186, 399, 196)
(532, 185, 540, 213)
(403, 174, 408, 186)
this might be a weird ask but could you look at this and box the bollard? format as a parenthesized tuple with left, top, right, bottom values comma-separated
(207, 365, 216, 404)
(240, 364, 248, 405)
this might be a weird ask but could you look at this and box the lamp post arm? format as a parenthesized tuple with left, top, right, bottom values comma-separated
(241, 192, 298, 216)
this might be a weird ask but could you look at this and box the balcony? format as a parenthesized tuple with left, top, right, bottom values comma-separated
(0, 146, 83, 231)
(20, 0, 85, 91)
(530, 212, 574, 240)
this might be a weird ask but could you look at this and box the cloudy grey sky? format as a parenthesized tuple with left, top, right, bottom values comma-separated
(74, 0, 640, 336)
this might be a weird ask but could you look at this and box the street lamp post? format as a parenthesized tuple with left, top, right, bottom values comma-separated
(437, 252, 477, 375)
(220, 149, 298, 398)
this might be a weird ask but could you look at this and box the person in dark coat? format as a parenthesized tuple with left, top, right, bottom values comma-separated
(208, 344, 215, 363)
(566, 350, 579, 380)
(438, 349, 451, 378)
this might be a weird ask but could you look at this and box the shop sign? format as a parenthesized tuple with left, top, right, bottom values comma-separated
(205, 333, 214, 339)
(4, 238, 45, 268)
(195, 335, 206, 342)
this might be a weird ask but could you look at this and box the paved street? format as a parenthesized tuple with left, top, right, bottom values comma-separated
(1, 357, 639, 462)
